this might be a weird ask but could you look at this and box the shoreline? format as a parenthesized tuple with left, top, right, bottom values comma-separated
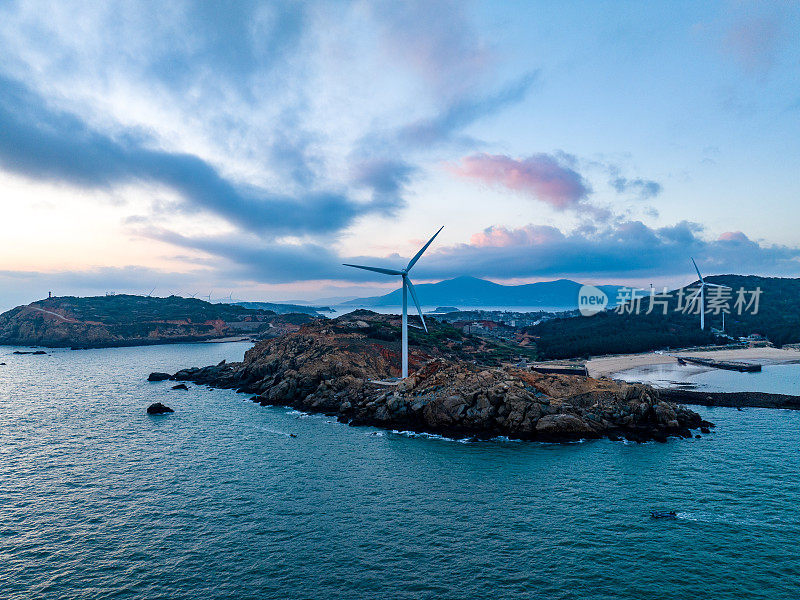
(587, 347, 800, 379)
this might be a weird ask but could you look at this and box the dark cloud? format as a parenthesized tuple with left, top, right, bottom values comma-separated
(403, 222, 800, 281)
(350, 158, 416, 212)
(0, 75, 390, 236)
(143, 229, 342, 283)
(135, 219, 800, 287)
(3, 220, 797, 311)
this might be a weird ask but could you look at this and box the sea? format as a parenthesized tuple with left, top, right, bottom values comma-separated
(2, 342, 799, 600)
(616, 361, 800, 395)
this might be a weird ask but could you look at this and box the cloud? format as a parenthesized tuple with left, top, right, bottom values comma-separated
(723, 15, 783, 74)
(367, 0, 492, 100)
(404, 221, 800, 281)
(0, 74, 394, 236)
(450, 152, 591, 210)
(350, 158, 417, 212)
(719, 230, 751, 243)
(396, 71, 539, 147)
(610, 176, 662, 199)
(141, 229, 343, 284)
(469, 224, 565, 248)
(132, 218, 800, 288)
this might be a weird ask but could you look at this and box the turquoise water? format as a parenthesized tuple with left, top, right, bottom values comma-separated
(2, 343, 799, 599)
(617, 362, 800, 394)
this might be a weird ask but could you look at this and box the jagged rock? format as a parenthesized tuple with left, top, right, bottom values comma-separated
(148, 372, 171, 382)
(535, 414, 593, 436)
(171, 383, 189, 390)
(154, 312, 711, 442)
(147, 402, 173, 414)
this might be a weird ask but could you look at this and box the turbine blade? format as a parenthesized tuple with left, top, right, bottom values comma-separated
(406, 225, 444, 271)
(405, 278, 427, 333)
(342, 263, 403, 276)
(691, 257, 704, 283)
(704, 283, 731, 289)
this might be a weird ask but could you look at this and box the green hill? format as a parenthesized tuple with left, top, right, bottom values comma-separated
(527, 275, 800, 359)
(0, 294, 317, 348)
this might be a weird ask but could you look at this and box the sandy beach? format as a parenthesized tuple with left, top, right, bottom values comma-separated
(587, 347, 800, 379)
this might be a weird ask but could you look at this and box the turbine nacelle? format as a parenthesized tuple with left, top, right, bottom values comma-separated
(343, 226, 444, 377)
(690, 257, 732, 330)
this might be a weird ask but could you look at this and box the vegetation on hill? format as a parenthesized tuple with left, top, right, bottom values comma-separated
(527, 275, 800, 359)
(322, 310, 538, 368)
(0, 294, 317, 348)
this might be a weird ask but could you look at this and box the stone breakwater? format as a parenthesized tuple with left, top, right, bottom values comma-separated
(156, 358, 711, 443)
(659, 388, 800, 410)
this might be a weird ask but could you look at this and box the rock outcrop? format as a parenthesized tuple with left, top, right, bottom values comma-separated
(0, 294, 317, 348)
(160, 312, 711, 442)
(147, 402, 174, 414)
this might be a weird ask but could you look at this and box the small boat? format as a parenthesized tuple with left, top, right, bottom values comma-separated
(650, 511, 678, 519)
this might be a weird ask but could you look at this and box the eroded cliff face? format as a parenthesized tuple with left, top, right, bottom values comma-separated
(166, 313, 711, 442)
(0, 296, 314, 348)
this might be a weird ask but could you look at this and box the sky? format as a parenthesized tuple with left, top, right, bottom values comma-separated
(0, 0, 798, 310)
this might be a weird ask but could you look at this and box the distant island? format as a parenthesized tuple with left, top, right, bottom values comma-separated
(234, 301, 332, 316)
(338, 276, 623, 308)
(0, 295, 319, 348)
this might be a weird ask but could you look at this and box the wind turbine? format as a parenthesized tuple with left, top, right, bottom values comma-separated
(343, 226, 444, 378)
(690, 257, 731, 330)
(204, 291, 213, 302)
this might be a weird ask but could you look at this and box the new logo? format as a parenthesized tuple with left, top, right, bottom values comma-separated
(578, 285, 608, 316)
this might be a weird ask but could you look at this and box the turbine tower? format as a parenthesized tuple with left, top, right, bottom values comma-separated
(344, 226, 444, 378)
(690, 257, 731, 330)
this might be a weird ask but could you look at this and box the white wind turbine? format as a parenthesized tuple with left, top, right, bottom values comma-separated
(690, 257, 731, 330)
(344, 226, 444, 379)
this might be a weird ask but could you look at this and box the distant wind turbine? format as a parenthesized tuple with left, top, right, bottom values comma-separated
(204, 291, 213, 302)
(147, 287, 156, 297)
(344, 226, 444, 378)
(690, 257, 731, 330)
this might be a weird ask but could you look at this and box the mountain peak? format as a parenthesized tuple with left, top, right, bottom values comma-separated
(340, 277, 622, 308)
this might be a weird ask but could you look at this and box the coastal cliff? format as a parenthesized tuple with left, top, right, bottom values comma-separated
(161, 312, 711, 442)
(0, 295, 316, 348)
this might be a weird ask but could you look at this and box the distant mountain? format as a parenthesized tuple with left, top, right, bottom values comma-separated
(234, 301, 332, 315)
(339, 276, 624, 309)
(0, 295, 317, 348)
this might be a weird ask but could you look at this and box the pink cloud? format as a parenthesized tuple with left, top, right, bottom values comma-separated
(469, 224, 566, 248)
(719, 231, 750, 243)
(451, 153, 590, 210)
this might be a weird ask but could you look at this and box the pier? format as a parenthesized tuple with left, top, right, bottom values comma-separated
(679, 356, 762, 372)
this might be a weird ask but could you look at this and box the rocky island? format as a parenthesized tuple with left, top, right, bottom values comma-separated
(157, 311, 711, 442)
(0, 294, 317, 348)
